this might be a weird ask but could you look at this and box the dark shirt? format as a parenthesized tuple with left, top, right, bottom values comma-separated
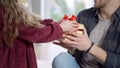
(75, 7, 120, 68)
(0, 6, 63, 68)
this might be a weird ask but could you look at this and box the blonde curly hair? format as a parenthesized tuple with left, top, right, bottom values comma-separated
(0, 0, 43, 47)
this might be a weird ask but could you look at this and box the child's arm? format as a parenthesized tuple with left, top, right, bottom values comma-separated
(18, 19, 63, 43)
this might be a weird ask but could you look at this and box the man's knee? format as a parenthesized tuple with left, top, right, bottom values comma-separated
(53, 52, 67, 61)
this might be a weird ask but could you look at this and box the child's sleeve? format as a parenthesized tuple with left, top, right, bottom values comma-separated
(18, 19, 63, 43)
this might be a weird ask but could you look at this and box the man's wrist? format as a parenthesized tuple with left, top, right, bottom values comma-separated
(86, 42, 94, 53)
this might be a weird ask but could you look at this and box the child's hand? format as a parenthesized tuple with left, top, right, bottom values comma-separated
(59, 20, 78, 33)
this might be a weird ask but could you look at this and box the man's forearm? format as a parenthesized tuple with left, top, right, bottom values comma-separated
(89, 45, 107, 64)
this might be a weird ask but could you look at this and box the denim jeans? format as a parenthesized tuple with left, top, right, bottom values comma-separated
(52, 52, 80, 68)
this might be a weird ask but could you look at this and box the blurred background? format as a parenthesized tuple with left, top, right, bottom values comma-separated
(20, 0, 94, 68)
